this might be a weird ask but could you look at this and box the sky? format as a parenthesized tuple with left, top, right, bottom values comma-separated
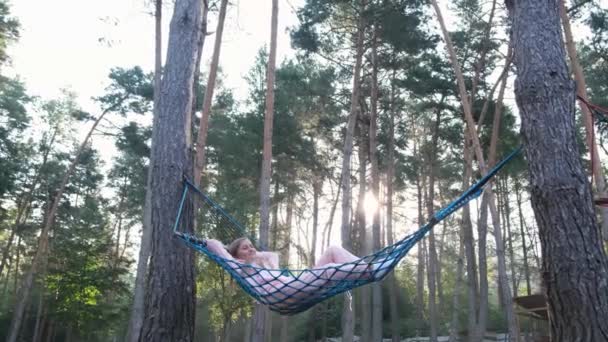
(7, 0, 304, 110)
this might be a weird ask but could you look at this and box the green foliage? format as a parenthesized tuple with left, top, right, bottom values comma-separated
(95, 66, 154, 115)
(0, 0, 19, 66)
(0, 75, 31, 199)
(45, 148, 130, 339)
(197, 260, 251, 335)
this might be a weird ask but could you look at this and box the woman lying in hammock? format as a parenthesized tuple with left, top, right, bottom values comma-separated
(205, 237, 388, 304)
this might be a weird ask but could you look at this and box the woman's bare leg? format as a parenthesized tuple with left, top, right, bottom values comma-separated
(314, 246, 360, 267)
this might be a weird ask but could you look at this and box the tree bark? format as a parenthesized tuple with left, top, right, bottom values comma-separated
(461, 141, 479, 341)
(140, 0, 203, 340)
(126, 2, 162, 340)
(194, 0, 229, 186)
(369, 24, 383, 342)
(191, 0, 208, 127)
(508, 0, 608, 340)
(386, 68, 400, 342)
(515, 180, 532, 296)
(448, 230, 465, 342)
(426, 105, 442, 342)
(503, 178, 518, 298)
(415, 150, 426, 336)
(252, 0, 279, 340)
(340, 1, 366, 340)
(559, 0, 608, 241)
(476, 192, 489, 342)
(357, 126, 371, 342)
(307, 179, 321, 342)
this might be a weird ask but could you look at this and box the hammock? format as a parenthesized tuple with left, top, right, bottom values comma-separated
(174, 147, 522, 315)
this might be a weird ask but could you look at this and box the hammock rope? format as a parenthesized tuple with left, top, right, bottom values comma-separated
(174, 146, 522, 315)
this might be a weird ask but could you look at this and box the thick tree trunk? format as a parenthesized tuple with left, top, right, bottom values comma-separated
(369, 25, 383, 342)
(126, 2, 162, 340)
(194, 0, 229, 186)
(340, 1, 366, 340)
(140, 0, 203, 340)
(252, 0, 278, 340)
(508, 0, 608, 340)
(559, 0, 608, 241)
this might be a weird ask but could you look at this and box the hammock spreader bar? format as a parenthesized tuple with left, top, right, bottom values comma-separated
(174, 146, 522, 315)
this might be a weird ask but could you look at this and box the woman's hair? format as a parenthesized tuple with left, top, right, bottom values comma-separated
(227, 237, 250, 258)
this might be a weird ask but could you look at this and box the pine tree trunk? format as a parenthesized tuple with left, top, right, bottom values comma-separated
(281, 194, 294, 342)
(322, 176, 341, 250)
(515, 181, 532, 296)
(503, 178, 518, 298)
(194, 0, 229, 186)
(386, 69, 400, 342)
(191, 1, 208, 126)
(252, 0, 278, 340)
(307, 179, 321, 342)
(415, 161, 426, 336)
(460, 141, 479, 341)
(559, 0, 608, 241)
(426, 106, 442, 342)
(508, 0, 608, 340)
(476, 192, 490, 342)
(12, 235, 20, 299)
(340, 1, 366, 340)
(32, 292, 45, 342)
(449, 231, 465, 342)
(127, 2, 162, 340)
(140, 0, 203, 339)
(437, 223, 447, 311)
(369, 25, 383, 342)
(357, 129, 371, 342)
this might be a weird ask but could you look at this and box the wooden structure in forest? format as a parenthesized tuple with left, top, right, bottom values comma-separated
(513, 294, 548, 321)
(513, 294, 549, 342)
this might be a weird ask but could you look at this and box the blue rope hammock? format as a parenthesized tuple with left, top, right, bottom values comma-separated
(174, 147, 522, 315)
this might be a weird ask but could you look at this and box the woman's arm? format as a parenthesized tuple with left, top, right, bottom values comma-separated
(205, 239, 236, 260)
